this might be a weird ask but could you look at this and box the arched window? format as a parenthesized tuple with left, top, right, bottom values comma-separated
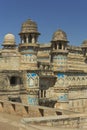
(10, 76, 17, 85)
(29, 77, 34, 87)
(10, 76, 22, 86)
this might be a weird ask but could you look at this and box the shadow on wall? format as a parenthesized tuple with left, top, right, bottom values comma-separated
(8, 97, 22, 103)
(39, 99, 57, 108)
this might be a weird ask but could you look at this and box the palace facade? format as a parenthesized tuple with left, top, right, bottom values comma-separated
(0, 19, 87, 112)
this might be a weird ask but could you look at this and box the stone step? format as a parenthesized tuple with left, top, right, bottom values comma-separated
(81, 126, 87, 128)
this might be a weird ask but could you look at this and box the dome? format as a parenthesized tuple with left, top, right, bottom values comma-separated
(52, 29, 68, 42)
(81, 40, 87, 48)
(3, 33, 16, 45)
(20, 19, 40, 34)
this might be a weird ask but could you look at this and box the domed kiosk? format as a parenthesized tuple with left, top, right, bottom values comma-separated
(20, 19, 40, 34)
(52, 29, 68, 42)
(2, 33, 16, 49)
(19, 19, 40, 44)
(81, 40, 87, 48)
(51, 29, 68, 52)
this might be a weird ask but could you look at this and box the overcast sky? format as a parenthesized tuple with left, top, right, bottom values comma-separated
(0, 0, 87, 46)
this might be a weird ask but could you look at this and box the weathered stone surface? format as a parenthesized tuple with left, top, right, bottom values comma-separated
(0, 18, 87, 116)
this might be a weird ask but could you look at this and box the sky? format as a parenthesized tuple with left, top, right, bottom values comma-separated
(0, 0, 87, 46)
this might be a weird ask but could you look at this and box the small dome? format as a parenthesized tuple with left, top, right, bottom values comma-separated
(81, 40, 87, 48)
(52, 29, 68, 42)
(20, 19, 40, 34)
(3, 33, 16, 45)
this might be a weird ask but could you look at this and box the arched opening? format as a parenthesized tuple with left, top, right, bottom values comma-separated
(59, 42, 62, 49)
(23, 35, 26, 43)
(56, 111, 62, 115)
(55, 43, 57, 50)
(28, 77, 34, 87)
(28, 34, 32, 43)
(8, 97, 21, 103)
(10, 76, 17, 85)
(10, 76, 22, 86)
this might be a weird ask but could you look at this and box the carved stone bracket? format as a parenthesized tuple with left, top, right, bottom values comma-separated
(27, 89, 39, 95)
(54, 87, 69, 93)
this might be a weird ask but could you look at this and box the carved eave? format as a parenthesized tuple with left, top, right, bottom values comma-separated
(20, 51, 37, 55)
(51, 49, 68, 54)
(26, 89, 39, 94)
(67, 45, 82, 53)
(39, 75, 56, 78)
(52, 65, 68, 72)
(52, 68, 68, 72)
(54, 87, 69, 93)
(19, 43, 39, 48)
(19, 32, 40, 35)
(38, 61, 50, 65)
(67, 69, 84, 73)
(1, 49, 18, 53)
(69, 85, 87, 90)
(39, 43, 51, 48)
(37, 53, 49, 57)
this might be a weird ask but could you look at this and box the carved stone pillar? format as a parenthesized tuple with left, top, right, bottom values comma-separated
(23, 35, 26, 43)
(53, 44, 55, 50)
(57, 44, 59, 50)
(31, 34, 35, 43)
(62, 44, 64, 50)
(35, 35, 38, 43)
(26, 34, 29, 43)
(21, 35, 24, 43)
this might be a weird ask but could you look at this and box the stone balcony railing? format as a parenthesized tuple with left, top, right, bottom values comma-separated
(0, 100, 86, 128)
(51, 49, 68, 54)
